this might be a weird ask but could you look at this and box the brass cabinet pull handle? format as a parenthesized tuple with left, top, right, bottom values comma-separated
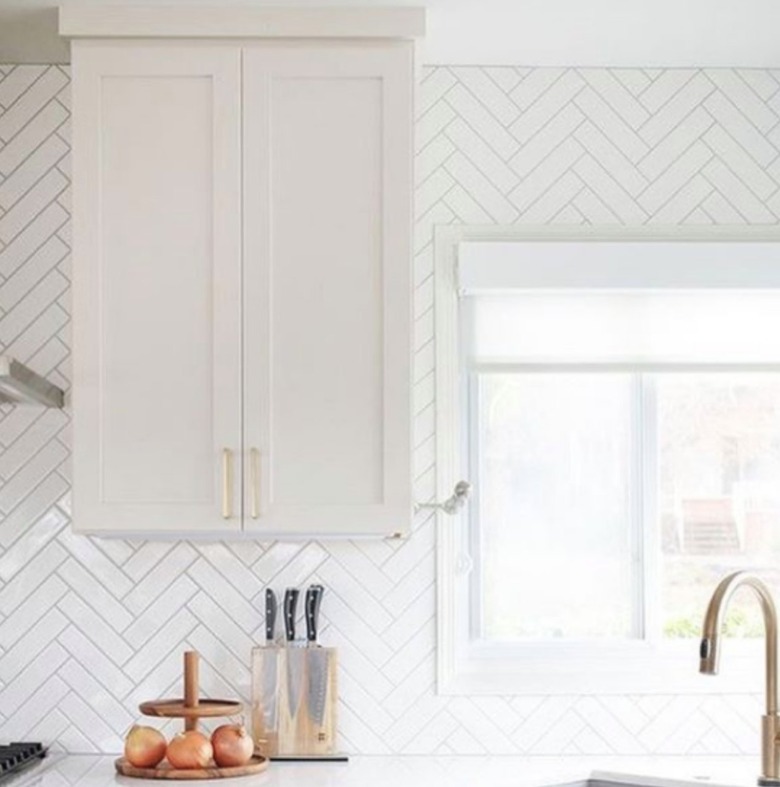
(250, 448, 260, 519)
(222, 448, 233, 519)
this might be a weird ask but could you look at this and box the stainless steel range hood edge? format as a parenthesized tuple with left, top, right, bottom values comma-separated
(0, 357, 65, 408)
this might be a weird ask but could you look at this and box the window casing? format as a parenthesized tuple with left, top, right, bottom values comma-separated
(435, 226, 780, 696)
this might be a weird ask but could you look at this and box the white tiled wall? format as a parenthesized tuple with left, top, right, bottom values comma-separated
(0, 64, 777, 755)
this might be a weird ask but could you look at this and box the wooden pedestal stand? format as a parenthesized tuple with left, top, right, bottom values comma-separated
(115, 652, 268, 780)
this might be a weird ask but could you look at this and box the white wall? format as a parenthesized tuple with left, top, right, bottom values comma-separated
(0, 63, 775, 754)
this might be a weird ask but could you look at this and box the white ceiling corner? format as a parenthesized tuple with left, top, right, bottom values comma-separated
(1, 0, 780, 66)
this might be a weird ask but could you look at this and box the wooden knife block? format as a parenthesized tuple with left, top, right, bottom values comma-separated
(251, 645, 338, 758)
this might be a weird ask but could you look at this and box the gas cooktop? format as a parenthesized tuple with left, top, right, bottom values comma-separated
(0, 744, 46, 783)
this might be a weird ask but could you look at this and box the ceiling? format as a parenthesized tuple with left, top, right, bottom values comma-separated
(1, 0, 780, 67)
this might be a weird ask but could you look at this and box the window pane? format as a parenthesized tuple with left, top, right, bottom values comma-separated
(659, 374, 780, 638)
(477, 373, 635, 640)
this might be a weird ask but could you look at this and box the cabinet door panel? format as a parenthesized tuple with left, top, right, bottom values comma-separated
(73, 45, 242, 533)
(243, 44, 412, 535)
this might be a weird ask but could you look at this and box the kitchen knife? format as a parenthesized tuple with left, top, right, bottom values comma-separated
(305, 585, 329, 732)
(283, 588, 305, 722)
(265, 589, 277, 644)
(261, 588, 279, 739)
(305, 584, 324, 644)
(283, 588, 299, 642)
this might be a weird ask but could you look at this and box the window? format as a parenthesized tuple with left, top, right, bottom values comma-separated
(473, 371, 780, 644)
(436, 228, 780, 694)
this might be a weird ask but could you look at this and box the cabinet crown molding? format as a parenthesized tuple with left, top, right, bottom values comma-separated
(59, 5, 426, 40)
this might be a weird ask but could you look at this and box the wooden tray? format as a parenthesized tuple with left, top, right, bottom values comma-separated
(140, 699, 243, 719)
(115, 755, 268, 780)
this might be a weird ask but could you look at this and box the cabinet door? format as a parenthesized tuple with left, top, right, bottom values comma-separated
(243, 43, 413, 536)
(72, 44, 242, 534)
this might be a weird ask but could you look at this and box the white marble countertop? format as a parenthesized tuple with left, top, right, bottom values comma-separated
(8, 755, 766, 787)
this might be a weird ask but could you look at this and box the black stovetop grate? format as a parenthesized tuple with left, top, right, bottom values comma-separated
(0, 744, 46, 782)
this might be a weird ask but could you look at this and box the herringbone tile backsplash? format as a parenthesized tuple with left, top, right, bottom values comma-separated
(0, 63, 776, 755)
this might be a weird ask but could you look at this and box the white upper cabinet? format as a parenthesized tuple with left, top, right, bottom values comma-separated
(65, 8, 422, 538)
(242, 45, 412, 535)
(72, 44, 243, 534)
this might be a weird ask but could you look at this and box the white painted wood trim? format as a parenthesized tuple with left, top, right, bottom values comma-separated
(435, 225, 463, 694)
(59, 6, 426, 40)
(435, 224, 780, 695)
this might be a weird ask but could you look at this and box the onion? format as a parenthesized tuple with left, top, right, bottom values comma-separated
(124, 725, 167, 768)
(211, 724, 254, 767)
(166, 731, 213, 769)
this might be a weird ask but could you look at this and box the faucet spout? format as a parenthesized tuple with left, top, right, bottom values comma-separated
(700, 571, 779, 784)
(700, 571, 778, 712)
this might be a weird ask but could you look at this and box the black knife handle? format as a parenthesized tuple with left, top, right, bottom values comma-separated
(283, 588, 299, 642)
(265, 589, 277, 643)
(305, 584, 325, 643)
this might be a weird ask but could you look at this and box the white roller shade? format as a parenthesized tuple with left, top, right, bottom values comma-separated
(461, 240, 780, 366)
(466, 292, 780, 365)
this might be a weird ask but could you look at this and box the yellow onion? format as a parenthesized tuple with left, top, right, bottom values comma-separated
(166, 731, 213, 769)
(124, 725, 167, 768)
(211, 724, 254, 767)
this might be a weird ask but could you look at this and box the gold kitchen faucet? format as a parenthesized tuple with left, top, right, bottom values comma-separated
(700, 571, 779, 785)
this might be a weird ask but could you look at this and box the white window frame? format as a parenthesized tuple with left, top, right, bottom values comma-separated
(434, 224, 780, 696)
